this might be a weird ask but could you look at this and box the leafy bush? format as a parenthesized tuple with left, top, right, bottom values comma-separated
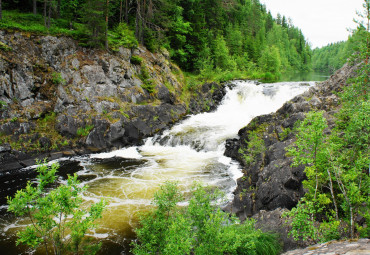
(238, 130, 266, 166)
(51, 72, 66, 85)
(139, 66, 156, 94)
(131, 55, 143, 65)
(141, 80, 156, 94)
(132, 182, 280, 255)
(109, 22, 138, 50)
(7, 160, 106, 255)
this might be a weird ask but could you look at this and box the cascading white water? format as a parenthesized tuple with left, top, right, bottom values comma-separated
(0, 80, 314, 254)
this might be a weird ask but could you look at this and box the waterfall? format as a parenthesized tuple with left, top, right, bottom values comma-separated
(0, 80, 314, 254)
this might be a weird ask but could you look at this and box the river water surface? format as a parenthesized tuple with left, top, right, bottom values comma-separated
(0, 80, 315, 254)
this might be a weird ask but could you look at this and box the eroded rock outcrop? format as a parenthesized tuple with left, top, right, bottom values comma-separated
(0, 31, 226, 171)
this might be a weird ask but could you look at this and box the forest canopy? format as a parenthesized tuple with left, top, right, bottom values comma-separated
(1, 0, 313, 80)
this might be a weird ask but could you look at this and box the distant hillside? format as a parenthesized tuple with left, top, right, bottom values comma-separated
(312, 26, 368, 73)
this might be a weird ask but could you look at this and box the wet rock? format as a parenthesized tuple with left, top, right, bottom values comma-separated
(226, 63, 360, 217)
(189, 82, 226, 114)
(224, 138, 240, 159)
(282, 113, 305, 129)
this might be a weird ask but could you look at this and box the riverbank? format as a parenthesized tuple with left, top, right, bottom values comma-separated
(224, 62, 364, 251)
(0, 30, 227, 172)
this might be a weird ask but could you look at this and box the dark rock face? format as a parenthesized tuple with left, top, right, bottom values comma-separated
(225, 63, 360, 219)
(0, 31, 227, 171)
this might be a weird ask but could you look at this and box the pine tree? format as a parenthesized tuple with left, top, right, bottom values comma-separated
(82, 0, 106, 47)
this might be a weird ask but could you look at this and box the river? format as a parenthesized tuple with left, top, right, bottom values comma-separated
(0, 80, 316, 254)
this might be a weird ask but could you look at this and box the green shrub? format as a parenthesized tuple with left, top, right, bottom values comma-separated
(132, 182, 281, 255)
(239, 130, 266, 166)
(131, 55, 143, 65)
(7, 160, 106, 255)
(139, 66, 156, 94)
(51, 72, 66, 85)
(141, 80, 156, 94)
(185, 78, 198, 91)
(280, 127, 292, 141)
(109, 22, 138, 50)
(0, 10, 88, 39)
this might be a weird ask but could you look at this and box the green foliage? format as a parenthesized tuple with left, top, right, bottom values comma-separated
(7, 160, 106, 255)
(239, 130, 266, 166)
(109, 22, 138, 50)
(286, 49, 370, 240)
(259, 45, 281, 74)
(0, 10, 87, 40)
(80, 0, 106, 47)
(284, 199, 319, 242)
(133, 182, 280, 255)
(1, 0, 312, 81)
(312, 26, 368, 73)
(77, 124, 94, 137)
(213, 35, 236, 71)
(139, 66, 156, 94)
(51, 72, 66, 85)
(280, 127, 291, 141)
(130, 55, 143, 65)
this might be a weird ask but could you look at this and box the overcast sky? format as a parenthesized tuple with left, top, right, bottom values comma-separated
(260, 0, 365, 48)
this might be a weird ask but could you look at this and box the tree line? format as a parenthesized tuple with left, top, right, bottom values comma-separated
(312, 26, 368, 73)
(1, 0, 312, 78)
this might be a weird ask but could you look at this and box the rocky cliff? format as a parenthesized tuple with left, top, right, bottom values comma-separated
(224, 63, 360, 250)
(0, 30, 225, 171)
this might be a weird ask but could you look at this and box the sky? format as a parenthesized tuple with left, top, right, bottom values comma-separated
(260, 0, 365, 48)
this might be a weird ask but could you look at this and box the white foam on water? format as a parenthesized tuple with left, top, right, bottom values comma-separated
(91, 147, 142, 159)
(2, 80, 314, 245)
